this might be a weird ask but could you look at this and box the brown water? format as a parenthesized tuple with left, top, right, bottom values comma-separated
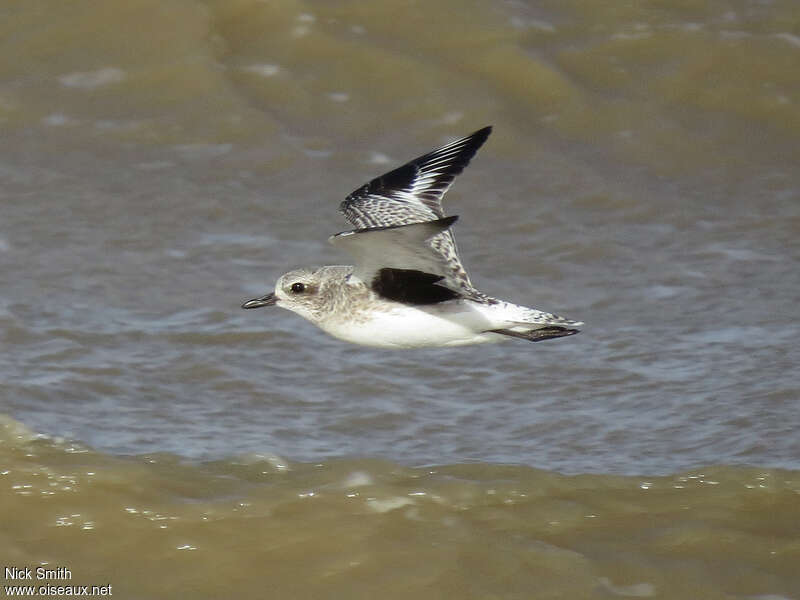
(2, 0, 800, 597)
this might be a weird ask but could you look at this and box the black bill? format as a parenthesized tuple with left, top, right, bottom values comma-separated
(241, 293, 277, 309)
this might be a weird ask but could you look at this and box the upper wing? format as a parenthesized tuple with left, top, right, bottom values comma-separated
(339, 126, 492, 229)
(336, 127, 492, 295)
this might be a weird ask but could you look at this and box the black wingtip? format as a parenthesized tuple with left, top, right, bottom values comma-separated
(462, 125, 491, 153)
(470, 126, 492, 143)
(446, 126, 492, 165)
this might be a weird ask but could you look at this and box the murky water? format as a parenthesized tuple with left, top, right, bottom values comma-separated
(2, 1, 799, 597)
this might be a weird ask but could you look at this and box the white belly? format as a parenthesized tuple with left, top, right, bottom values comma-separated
(320, 302, 507, 349)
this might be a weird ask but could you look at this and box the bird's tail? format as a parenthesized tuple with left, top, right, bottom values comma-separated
(490, 326, 580, 342)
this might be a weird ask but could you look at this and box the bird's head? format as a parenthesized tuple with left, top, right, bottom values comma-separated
(241, 267, 326, 321)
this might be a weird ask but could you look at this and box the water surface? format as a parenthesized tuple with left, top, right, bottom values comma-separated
(2, 1, 799, 597)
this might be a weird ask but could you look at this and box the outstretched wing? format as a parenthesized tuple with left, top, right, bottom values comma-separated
(339, 126, 492, 229)
(336, 127, 492, 297)
(330, 217, 467, 304)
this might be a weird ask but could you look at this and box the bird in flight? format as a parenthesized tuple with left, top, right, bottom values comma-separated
(242, 127, 582, 348)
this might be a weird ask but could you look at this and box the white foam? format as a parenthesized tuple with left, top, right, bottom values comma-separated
(598, 578, 656, 598)
(242, 64, 280, 77)
(341, 471, 373, 488)
(368, 152, 391, 165)
(173, 143, 232, 159)
(774, 32, 800, 48)
(58, 67, 126, 89)
(366, 496, 414, 513)
(42, 113, 78, 127)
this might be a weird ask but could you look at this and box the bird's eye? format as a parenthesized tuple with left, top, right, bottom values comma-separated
(290, 282, 305, 294)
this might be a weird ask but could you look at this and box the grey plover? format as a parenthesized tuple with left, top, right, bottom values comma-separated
(242, 127, 582, 348)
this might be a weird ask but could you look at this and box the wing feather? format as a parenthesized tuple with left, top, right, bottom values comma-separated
(330, 217, 457, 286)
(336, 127, 492, 298)
(340, 126, 492, 229)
